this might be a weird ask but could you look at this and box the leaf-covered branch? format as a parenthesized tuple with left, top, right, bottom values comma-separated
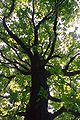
(48, 95, 61, 102)
(0, 74, 15, 90)
(14, 64, 31, 75)
(4, 0, 15, 18)
(64, 53, 80, 71)
(37, 9, 54, 29)
(32, 0, 35, 27)
(44, 8, 58, 65)
(63, 53, 80, 76)
(0, 50, 31, 75)
(2, 0, 33, 60)
(52, 106, 80, 119)
(52, 106, 66, 119)
(37, 0, 65, 29)
(0, 36, 31, 67)
(0, 74, 15, 79)
(63, 70, 80, 76)
(3, 17, 32, 59)
(43, 38, 51, 58)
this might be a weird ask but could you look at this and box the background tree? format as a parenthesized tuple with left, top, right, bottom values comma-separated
(0, 0, 80, 120)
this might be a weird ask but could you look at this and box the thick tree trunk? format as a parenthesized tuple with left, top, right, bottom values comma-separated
(24, 53, 50, 120)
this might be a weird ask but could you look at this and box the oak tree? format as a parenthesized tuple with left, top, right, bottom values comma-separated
(0, 0, 80, 120)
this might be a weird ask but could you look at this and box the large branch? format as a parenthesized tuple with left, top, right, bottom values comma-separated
(3, 17, 32, 59)
(44, 8, 58, 65)
(3, 1, 33, 60)
(32, 0, 38, 46)
(37, 0, 66, 65)
(33, 0, 66, 47)
(33, 26, 38, 46)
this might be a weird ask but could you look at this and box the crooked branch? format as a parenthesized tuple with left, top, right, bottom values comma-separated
(3, 0, 33, 60)
(48, 95, 61, 102)
(0, 50, 31, 75)
(3, 17, 32, 58)
(44, 8, 58, 65)
(37, 9, 54, 29)
(36, 0, 66, 29)
(65, 53, 80, 71)
(64, 70, 80, 76)
(63, 53, 80, 76)
(4, 0, 15, 18)
(52, 106, 80, 119)
(14, 64, 31, 75)
(0, 36, 31, 67)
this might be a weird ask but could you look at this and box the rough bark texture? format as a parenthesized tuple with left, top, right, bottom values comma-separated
(24, 52, 50, 120)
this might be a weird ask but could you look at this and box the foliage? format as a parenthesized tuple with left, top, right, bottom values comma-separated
(0, 0, 80, 120)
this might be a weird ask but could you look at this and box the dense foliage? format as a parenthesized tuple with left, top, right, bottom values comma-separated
(0, 0, 80, 120)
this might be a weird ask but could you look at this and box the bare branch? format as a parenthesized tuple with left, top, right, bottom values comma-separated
(14, 59, 30, 71)
(0, 50, 15, 63)
(0, 95, 9, 98)
(14, 52, 31, 67)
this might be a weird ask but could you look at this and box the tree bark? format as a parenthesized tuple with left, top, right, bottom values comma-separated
(24, 52, 50, 120)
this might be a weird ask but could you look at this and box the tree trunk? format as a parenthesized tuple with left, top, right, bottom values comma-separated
(24, 53, 50, 120)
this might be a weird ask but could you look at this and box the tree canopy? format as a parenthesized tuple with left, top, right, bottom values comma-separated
(0, 0, 80, 120)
